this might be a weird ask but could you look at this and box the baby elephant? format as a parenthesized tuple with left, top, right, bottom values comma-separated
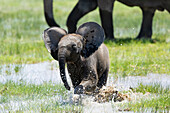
(43, 22, 109, 94)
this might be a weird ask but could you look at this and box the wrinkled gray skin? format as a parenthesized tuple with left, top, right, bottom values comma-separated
(43, 0, 170, 39)
(43, 22, 110, 94)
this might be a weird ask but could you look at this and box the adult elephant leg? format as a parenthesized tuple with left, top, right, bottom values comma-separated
(136, 8, 156, 39)
(66, 0, 97, 33)
(43, 0, 60, 27)
(98, 0, 114, 39)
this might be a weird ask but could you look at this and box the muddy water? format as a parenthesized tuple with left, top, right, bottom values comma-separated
(0, 61, 169, 112)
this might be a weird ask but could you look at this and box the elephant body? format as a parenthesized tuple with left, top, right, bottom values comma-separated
(117, 0, 170, 11)
(43, 0, 170, 39)
(43, 22, 109, 94)
(67, 44, 109, 92)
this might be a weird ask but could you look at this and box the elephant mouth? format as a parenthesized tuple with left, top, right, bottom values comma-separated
(65, 52, 80, 63)
(66, 56, 80, 63)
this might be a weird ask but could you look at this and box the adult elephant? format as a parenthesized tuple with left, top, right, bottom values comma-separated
(43, 0, 170, 39)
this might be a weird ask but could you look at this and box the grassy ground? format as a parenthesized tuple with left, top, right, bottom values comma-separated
(0, 0, 170, 112)
(115, 83, 170, 112)
(107, 40, 170, 76)
(126, 83, 170, 112)
(0, 81, 82, 112)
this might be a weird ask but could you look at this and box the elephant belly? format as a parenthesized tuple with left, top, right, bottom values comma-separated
(117, 0, 166, 11)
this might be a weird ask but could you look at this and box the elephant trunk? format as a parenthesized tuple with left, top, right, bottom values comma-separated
(58, 49, 70, 90)
(43, 0, 60, 27)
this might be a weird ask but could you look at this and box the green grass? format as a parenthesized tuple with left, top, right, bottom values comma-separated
(0, 81, 82, 112)
(128, 94, 169, 112)
(0, 40, 51, 64)
(0, 81, 66, 104)
(106, 40, 170, 76)
(133, 83, 170, 94)
(0, 81, 67, 98)
(125, 83, 170, 112)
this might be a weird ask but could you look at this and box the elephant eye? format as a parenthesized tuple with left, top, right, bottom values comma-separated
(72, 44, 80, 54)
(72, 44, 77, 50)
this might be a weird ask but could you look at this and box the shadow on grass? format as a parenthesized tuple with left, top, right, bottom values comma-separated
(104, 37, 164, 45)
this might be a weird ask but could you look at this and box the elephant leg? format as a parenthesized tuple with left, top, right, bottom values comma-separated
(43, 0, 60, 27)
(71, 77, 81, 88)
(66, 0, 97, 33)
(136, 8, 156, 39)
(74, 70, 98, 94)
(97, 69, 109, 88)
(98, 0, 115, 39)
(74, 80, 96, 94)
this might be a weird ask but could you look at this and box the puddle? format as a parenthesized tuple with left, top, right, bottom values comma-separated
(0, 61, 169, 88)
(107, 73, 170, 91)
(0, 61, 71, 85)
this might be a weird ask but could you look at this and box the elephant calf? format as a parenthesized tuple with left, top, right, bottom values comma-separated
(43, 22, 110, 94)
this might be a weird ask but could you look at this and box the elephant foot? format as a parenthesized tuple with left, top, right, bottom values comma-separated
(74, 84, 97, 94)
(74, 85, 85, 94)
(136, 34, 151, 39)
(135, 35, 157, 43)
(105, 36, 115, 40)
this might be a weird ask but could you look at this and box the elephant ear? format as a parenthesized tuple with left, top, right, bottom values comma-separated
(76, 22, 105, 58)
(43, 27, 67, 60)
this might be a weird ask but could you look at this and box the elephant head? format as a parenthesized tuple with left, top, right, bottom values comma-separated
(43, 22, 105, 90)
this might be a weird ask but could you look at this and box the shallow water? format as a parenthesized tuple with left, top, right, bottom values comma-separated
(108, 73, 170, 91)
(0, 61, 70, 85)
(1, 61, 169, 89)
(0, 61, 169, 112)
